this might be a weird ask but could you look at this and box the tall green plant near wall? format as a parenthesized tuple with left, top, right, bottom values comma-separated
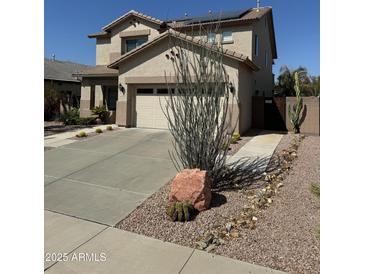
(288, 72, 303, 133)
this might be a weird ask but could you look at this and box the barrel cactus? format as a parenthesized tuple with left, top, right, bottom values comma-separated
(166, 202, 194, 222)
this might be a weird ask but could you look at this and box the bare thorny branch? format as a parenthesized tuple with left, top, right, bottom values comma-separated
(162, 23, 271, 190)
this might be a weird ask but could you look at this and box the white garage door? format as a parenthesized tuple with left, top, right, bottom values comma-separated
(136, 88, 170, 129)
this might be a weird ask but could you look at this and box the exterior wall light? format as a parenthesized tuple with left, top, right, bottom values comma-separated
(119, 83, 125, 94)
(229, 82, 235, 93)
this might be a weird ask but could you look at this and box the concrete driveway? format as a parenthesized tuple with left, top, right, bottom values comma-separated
(44, 128, 176, 226)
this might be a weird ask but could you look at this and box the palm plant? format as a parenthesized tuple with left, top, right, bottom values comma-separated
(276, 65, 308, 96)
(275, 65, 320, 97)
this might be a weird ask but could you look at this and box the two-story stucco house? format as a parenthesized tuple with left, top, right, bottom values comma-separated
(75, 6, 277, 133)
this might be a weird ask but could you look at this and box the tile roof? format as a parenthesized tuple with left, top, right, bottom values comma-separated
(72, 65, 118, 77)
(44, 58, 91, 82)
(108, 29, 259, 71)
(102, 10, 163, 31)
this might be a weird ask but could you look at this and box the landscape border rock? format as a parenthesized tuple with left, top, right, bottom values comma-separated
(169, 169, 212, 212)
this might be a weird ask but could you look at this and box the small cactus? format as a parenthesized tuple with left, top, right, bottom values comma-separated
(231, 132, 241, 144)
(76, 131, 87, 138)
(166, 202, 194, 222)
(95, 128, 103, 134)
(106, 125, 113, 131)
(176, 202, 183, 221)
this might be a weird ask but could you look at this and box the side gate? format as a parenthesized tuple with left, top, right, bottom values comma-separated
(252, 96, 287, 131)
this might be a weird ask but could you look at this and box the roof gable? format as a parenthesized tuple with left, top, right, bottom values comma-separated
(108, 30, 259, 71)
(102, 10, 163, 32)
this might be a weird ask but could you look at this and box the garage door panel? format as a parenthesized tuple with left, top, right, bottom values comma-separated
(136, 94, 169, 129)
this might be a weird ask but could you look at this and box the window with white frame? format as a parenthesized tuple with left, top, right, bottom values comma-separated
(222, 31, 233, 43)
(254, 34, 259, 56)
(207, 33, 216, 43)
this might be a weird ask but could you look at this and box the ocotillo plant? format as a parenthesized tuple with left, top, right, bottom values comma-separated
(162, 27, 274, 190)
(288, 72, 303, 134)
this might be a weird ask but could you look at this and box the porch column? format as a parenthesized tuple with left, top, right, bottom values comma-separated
(94, 85, 104, 107)
(116, 82, 129, 126)
(80, 80, 92, 117)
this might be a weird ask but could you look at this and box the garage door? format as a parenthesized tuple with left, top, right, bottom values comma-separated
(136, 88, 169, 129)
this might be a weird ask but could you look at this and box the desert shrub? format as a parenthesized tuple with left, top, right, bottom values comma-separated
(95, 128, 103, 134)
(92, 105, 108, 122)
(166, 202, 194, 222)
(59, 107, 80, 125)
(78, 117, 96, 125)
(106, 125, 113, 131)
(76, 131, 87, 138)
(231, 132, 241, 144)
(59, 108, 95, 125)
(44, 88, 61, 120)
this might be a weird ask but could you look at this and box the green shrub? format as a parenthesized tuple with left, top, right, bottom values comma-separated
(59, 107, 80, 125)
(95, 128, 103, 134)
(230, 132, 241, 144)
(106, 125, 113, 131)
(92, 105, 108, 122)
(78, 117, 96, 125)
(59, 107, 95, 125)
(76, 131, 87, 138)
(166, 202, 194, 222)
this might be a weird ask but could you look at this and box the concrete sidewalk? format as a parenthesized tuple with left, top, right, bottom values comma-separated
(228, 132, 283, 172)
(45, 211, 286, 274)
(44, 124, 119, 148)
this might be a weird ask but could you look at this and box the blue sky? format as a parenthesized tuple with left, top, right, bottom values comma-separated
(45, 0, 320, 78)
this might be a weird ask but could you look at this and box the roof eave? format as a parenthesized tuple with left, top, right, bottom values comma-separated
(108, 31, 259, 72)
(88, 33, 110, 39)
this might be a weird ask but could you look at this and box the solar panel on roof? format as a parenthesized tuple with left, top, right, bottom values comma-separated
(169, 9, 249, 24)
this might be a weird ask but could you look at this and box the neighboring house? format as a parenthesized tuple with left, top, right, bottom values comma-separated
(44, 58, 91, 118)
(75, 6, 277, 132)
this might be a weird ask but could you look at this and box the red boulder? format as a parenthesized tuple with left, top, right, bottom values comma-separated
(169, 169, 212, 212)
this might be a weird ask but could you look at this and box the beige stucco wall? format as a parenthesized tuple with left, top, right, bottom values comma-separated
(79, 77, 118, 118)
(116, 37, 256, 131)
(185, 24, 253, 58)
(96, 17, 161, 65)
(96, 38, 111, 65)
(237, 64, 254, 133)
(286, 97, 320, 135)
(251, 14, 274, 96)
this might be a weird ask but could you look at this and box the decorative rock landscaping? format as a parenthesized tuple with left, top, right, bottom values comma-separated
(117, 133, 320, 274)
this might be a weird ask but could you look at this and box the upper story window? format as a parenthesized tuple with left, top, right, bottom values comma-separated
(125, 37, 148, 52)
(207, 33, 216, 43)
(254, 34, 259, 56)
(222, 31, 233, 43)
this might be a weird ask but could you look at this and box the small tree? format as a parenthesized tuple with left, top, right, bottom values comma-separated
(288, 72, 303, 133)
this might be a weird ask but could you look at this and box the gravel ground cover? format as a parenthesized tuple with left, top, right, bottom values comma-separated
(117, 133, 320, 274)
